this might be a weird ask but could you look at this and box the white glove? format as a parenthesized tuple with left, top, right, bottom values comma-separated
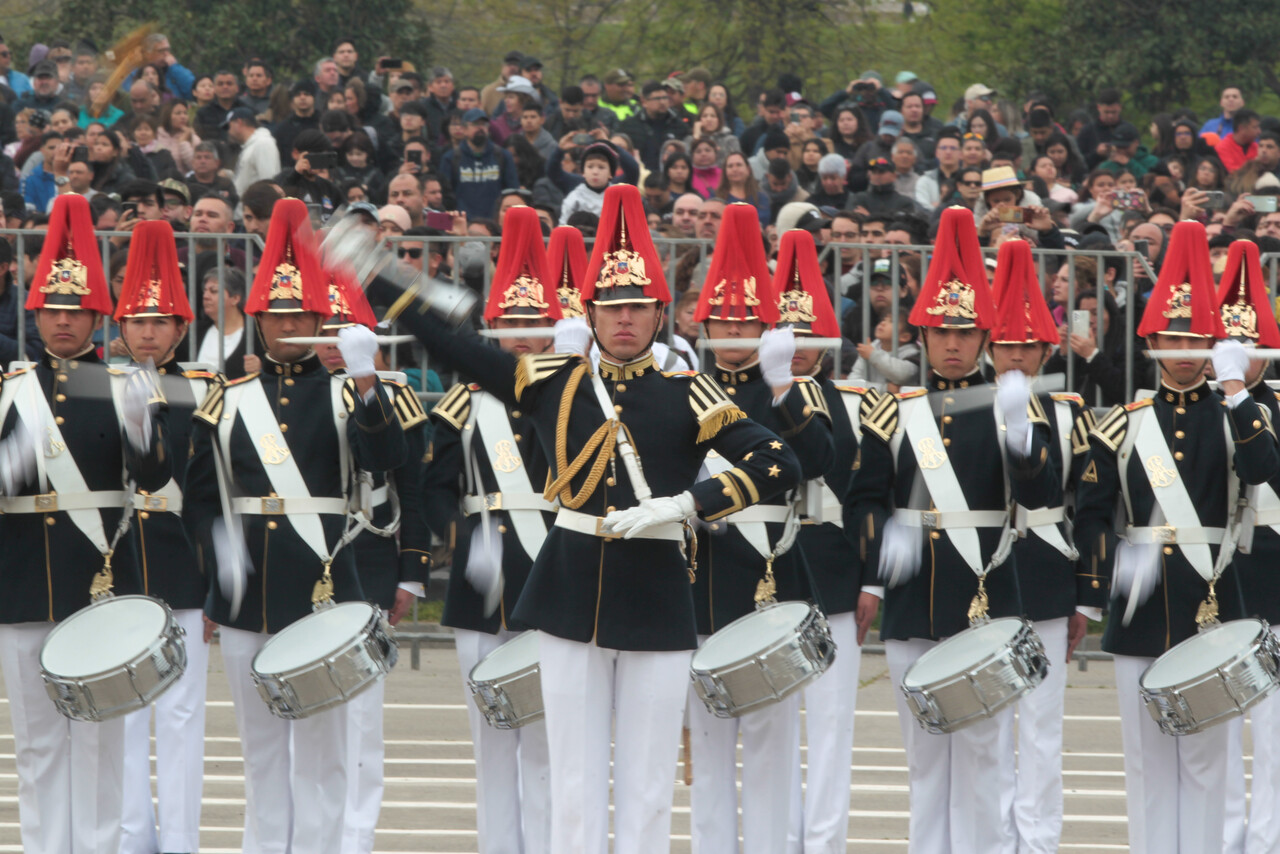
(122, 366, 158, 452)
(0, 417, 38, 496)
(212, 516, 252, 621)
(338, 325, 379, 378)
(1212, 338, 1250, 386)
(758, 326, 796, 389)
(997, 369, 1031, 458)
(602, 491, 696, 539)
(554, 316, 592, 355)
(466, 518, 505, 617)
(877, 517, 922, 588)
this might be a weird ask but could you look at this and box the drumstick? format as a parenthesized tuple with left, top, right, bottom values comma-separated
(276, 335, 418, 346)
(697, 337, 843, 350)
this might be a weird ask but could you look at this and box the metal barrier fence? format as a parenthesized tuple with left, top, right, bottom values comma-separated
(11, 226, 1272, 407)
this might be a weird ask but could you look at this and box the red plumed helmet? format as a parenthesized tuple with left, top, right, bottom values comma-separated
(483, 206, 561, 323)
(694, 203, 778, 324)
(26, 194, 113, 314)
(909, 206, 995, 330)
(1216, 239, 1280, 348)
(548, 225, 588, 318)
(113, 220, 194, 322)
(243, 198, 330, 316)
(772, 229, 840, 337)
(323, 266, 378, 329)
(1137, 220, 1225, 339)
(989, 239, 1059, 345)
(581, 184, 670, 305)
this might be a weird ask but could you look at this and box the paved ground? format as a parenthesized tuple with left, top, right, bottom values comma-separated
(0, 628, 1257, 852)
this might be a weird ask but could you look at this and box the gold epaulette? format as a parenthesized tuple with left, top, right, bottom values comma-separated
(1124, 398, 1154, 412)
(835, 385, 871, 395)
(1051, 392, 1084, 405)
(514, 353, 579, 401)
(897, 388, 928, 399)
(794, 376, 831, 423)
(182, 369, 217, 380)
(193, 379, 227, 426)
(386, 380, 429, 429)
(3, 365, 32, 379)
(1071, 406, 1097, 455)
(224, 372, 260, 386)
(1027, 393, 1049, 426)
(689, 372, 746, 442)
(431, 383, 472, 430)
(861, 390, 900, 441)
(662, 370, 698, 378)
(1092, 404, 1129, 452)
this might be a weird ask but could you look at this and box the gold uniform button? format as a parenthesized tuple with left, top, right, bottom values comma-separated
(943, 438, 952, 447)
(726, 387, 736, 395)
(1191, 392, 1199, 401)
(944, 397, 955, 405)
(607, 477, 616, 486)
(1174, 430, 1185, 439)
(420, 555, 429, 564)
(280, 424, 288, 432)
(943, 415, 953, 424)
(513, 434, 522, 442)
(930, 531, 941, 540)
(498, 525, 508, 534)
(280, 397, 289, 406)
(739, 373, 748, 382)
(616, 384, 626, 393)
(802, 405, 812, 416)
(45, 517, 55, 526)
(140, 511, 150, 520)
(1174, 451, 1184, 461)
(55, 416, 64, 425)
(1092, 580, 1100, 588)
(511, 410, 521, 419)
(55, 393, 66, 402)
(285, 378, 295, 386)
(57, 374, 68, 382)
(614, 405, 622, 413)
(1176, 407, 1186, 415)
(606, 506, 616, 514)
(1163, 546, 1174, 555)
(722, 487, 732, 496)
(267, 520, 278, 530)
(1255, 420, 1264, 429)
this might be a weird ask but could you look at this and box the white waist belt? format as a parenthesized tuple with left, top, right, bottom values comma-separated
(1250, 508, 1280, 527)
(133, 493, 182, 513)
(1123, 525, 1225, 546)
(230, 496, 349, 516)
(1014, 505, 1066, 528)
(371, 485, 389, 507)
(0, 491, 128, 514)
(462, 492, 558, 515)
(554, 508, 684, 541)
(893, 508, 1007, 530)
(725, 505, 794, 525)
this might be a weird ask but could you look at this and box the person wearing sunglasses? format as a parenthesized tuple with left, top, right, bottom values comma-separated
(0, 36, 32, 98)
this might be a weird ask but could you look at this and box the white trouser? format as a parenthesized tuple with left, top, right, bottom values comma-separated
(885, 637, 1017, 854)
(1013, 617, 1068, 854)
(343, 675, 385, 854)
(0, 622, 126, 854)
(120, 608, 209, 854)
(538, 631, 691, 854)
(688, 631, 801, 854)
(1114, 653, 1229, 854)
(220, 625, 350, 854)
(455, 628, 551, 854)
(788, 611, 862, 854)
(1224, 622, 1280, 854)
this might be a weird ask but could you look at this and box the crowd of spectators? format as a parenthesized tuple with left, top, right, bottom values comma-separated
(2, 34, 1278, 402)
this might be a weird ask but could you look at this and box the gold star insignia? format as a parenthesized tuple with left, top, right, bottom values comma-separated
(768, 465, 781, 478)
(769, 440, 783, 450)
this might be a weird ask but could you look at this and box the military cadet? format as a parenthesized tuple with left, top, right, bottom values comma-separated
(312, 264, 432, 854)
(844, 207, 1060, 854)
(183, 198, 406, 854)
(422, 206, 557, 854)
(354, 183, 802, 854)
(773, 229, 881, 854)
(0, 194, 169, 854)
(1215, 240, 1280, 854)
(684, 205, 833, 854)
(986, 238, 1099, 854)
(1074, 221, 1279, 854)
(114, 221, 215, 854)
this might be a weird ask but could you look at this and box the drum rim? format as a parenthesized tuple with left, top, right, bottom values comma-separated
(40, 595, 177, 680)
(691, 600, 819, 672)
(251, 600, 381, 677)
(1139, 617, 1271, 691)
(469, 629, 540, 684)
(901, 616, 1031, 689)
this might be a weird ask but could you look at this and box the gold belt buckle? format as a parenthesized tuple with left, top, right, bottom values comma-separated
(261, 497, 286, 515)
(595, 515, 609, 537)
(142, 495, 168, 512)
(1153, 525, 1177, 544)
(34, 493, 58, 512)
(484, 492, 503, 511)
(921, 511, 940, 529)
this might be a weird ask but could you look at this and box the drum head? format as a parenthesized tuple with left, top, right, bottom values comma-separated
(471, 631, 540, 682)
(904, 618, 1026, 688)
(693, 602, 813, 671)
(1142, 619, 1266, 690)
(41, 597, 169, 678)
(254, 602, 377, 675)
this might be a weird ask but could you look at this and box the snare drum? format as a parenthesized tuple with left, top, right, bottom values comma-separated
(468, 631, 543, 729)
(1139, 618, 1280, 736)
(252, 601, 397, 720)
(901, 617, 1047, 734)
(40, 595, 187, 722)
(690, 601, 835, 718)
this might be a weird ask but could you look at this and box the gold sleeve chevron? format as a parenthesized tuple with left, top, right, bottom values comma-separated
(514, 353, 578, 402)
(861, 389, 899, 442)
(430, 383, 472, 431)
(705, 466, 760, 520)
(1091, 405, 1128, 452)
(1071, 405, 1096, 456)
(795, 377, 831, 423)
(387, 381, 429, 429)
(689, 373, 746, 442)
(1027, 393, 1049, 425)
(193, 377, 227, 426)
